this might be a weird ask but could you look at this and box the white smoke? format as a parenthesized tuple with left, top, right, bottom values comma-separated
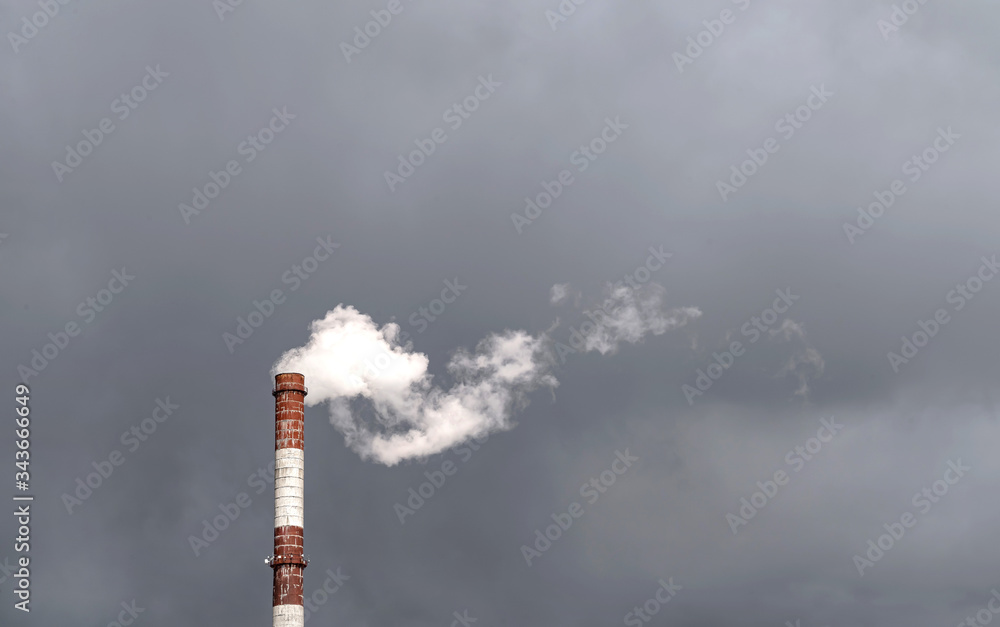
(272, 284, 698, 466)
(550, 283, 571, 305)
(770, 319, 825, 399)
(578, 283, 701, 355)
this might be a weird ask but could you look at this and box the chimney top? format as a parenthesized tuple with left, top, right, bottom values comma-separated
(273, 372, 307, 396)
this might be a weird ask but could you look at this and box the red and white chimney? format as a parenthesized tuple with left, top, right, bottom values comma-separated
(270, 373, 308, 627)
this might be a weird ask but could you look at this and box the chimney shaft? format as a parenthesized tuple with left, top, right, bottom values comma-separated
(271, 373, 308, 627)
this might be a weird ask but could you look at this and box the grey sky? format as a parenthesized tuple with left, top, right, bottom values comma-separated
(1, 0, 999, 626)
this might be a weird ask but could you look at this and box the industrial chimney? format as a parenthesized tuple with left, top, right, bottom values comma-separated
(269, 373, 308, 627)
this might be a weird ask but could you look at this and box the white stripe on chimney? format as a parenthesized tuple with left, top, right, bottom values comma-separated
(274, 447, 304, 528)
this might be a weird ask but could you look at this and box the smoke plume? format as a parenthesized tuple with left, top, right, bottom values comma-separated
(272, 283, 698, 465)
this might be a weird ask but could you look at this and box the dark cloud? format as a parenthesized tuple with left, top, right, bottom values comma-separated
(1, 0, 999, 625)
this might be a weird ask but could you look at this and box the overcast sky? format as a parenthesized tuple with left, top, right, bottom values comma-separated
(2, 0, 999, 625)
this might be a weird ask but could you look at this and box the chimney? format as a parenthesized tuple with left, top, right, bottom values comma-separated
(270, 373, 308, 627)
